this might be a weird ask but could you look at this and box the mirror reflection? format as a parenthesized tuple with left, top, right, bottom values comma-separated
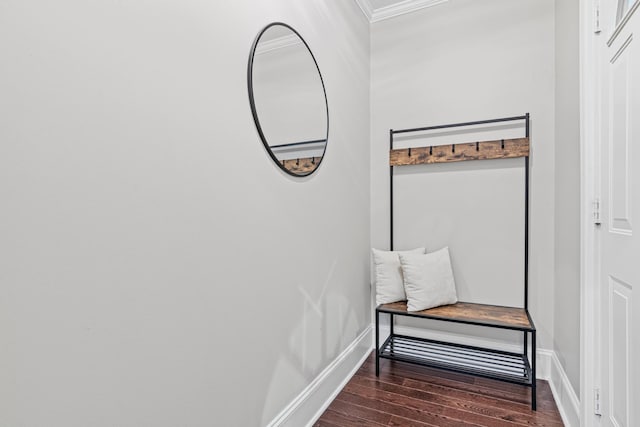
(248, 23, 328, 176)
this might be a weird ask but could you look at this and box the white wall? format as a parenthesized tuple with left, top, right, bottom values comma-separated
(554, 0, 581, 397)
(0, 1, 370, 426)
(371, 0, 557, 348)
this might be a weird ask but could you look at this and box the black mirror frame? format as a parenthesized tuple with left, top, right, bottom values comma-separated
(247, 22, 329, 177)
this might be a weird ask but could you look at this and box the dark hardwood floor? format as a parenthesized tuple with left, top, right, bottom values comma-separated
(314, 353, 564, 427)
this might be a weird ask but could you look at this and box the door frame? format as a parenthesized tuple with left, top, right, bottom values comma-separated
(579, 0, 600, 426)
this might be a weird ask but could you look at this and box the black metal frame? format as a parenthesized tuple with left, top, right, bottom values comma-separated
(247, 22, 329, 178)
(379, 114, 537, 410)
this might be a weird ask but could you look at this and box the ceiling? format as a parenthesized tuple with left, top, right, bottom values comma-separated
(355, 0, 448, 23)
(369, 0, 408, 9)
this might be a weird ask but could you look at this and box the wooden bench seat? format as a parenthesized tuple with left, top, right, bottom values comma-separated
(377, 301, 535, 331)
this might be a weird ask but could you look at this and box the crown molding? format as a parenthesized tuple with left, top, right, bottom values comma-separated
(354, 0, 375, 22)
(255, 34, 302, 55)
(354, 0, 448, 23)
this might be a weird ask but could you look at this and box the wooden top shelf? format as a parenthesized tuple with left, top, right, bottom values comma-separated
(377, 301, 534, 331)
(389, 137, 529, 166)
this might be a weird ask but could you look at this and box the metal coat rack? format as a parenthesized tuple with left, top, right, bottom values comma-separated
(376, 114, 538, 410)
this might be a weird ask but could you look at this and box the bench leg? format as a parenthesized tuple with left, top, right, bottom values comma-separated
(531, 330, 537, 411)
(389, 313, 394, 355)
(375, 309, 380, 377)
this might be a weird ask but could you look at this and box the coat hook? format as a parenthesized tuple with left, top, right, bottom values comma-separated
(429, 146, 433, 155)
(312, 157, 315, 164)
(501, 139, 505, 149)
(476, 141, 479, 151)
(408, 147, 412, 157)
(296, 158, 299, 166)
(452, 144, 455, 153)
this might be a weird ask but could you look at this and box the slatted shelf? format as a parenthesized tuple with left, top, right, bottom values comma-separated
(379, 335, 532, 386)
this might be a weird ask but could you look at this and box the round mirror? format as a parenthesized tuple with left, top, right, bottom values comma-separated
(248, 23, 329, 177)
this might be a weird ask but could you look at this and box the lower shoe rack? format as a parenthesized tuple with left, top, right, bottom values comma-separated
(375, 301, 537, 410)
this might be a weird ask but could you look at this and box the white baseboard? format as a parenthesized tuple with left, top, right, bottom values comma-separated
(265, 325, 373, 427)
(540, 349, 581, 427)
(385, 325, 580, 426)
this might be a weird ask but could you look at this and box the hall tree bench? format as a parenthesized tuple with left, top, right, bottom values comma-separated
(376, 115, 537, 410)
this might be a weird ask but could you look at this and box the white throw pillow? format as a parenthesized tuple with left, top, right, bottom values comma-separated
(372, 247, 425, 306)
(399, 247, 458, 312)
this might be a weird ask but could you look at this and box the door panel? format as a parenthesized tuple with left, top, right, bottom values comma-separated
(609, 276, 631, 426)
(609, 36, 633, 233)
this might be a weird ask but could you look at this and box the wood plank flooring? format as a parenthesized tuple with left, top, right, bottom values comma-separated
(314, 353, 563, 427)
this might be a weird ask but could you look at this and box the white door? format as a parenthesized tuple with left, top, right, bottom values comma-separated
(597, 1, 640, 426)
